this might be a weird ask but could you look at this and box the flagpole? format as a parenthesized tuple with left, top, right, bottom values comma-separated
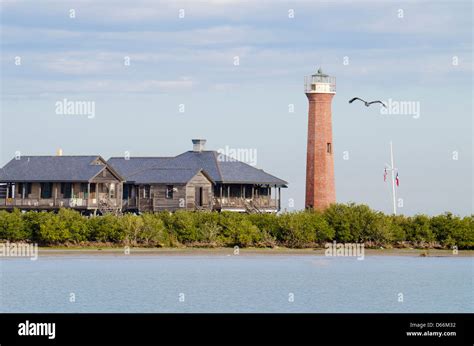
(390, 141, 397, 215)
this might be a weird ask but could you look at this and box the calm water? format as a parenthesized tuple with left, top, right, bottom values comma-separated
(0, 255, 472, 313)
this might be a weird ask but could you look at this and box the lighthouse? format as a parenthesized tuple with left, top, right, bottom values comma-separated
(304, 68, 336, 210)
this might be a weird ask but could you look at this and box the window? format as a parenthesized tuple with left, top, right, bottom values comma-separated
(80, 183, 88, 198)
(109, 183, 116, 199)
(327, 142, 332, 154)
(166, 185, 174, 199)
(8, 184, 15, 198)
(40, 183, 53, 199)
(90, 183, 96, 198)
(26, 183, 32, 196)
(123, 184, 129, 199)
(143, 185, 151, 198)
(61, 183, 72, 198)
(257, 186, 270, 196)
(92, 158, 104, 165)
(230, 185, 241, 197)
(245, 185, 252, 198)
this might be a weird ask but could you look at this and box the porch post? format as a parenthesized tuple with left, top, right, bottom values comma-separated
(134, 185, 138, 208)
(137, 186, 140, 211)
(96, 183, 99, 199)
(54, 184, 58, 206)
(87, 183, 90, 207)
(5, 183, 9, 205)
(274, 185, 277, 206)
(220, 184, 223, 206)
(278, 187, 281, 211)
(38, 183, 41, 200)
(126, 185, 131, 206)
(119, 183, 123, 211)
(22, 183, 26, 199)
(127, 185, 130, 207)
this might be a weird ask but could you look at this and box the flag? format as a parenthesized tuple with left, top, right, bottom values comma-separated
(396, 173, 399, 186)
(384, 169, 387, 182)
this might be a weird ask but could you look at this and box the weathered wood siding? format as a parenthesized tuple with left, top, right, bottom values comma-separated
(152, 183, 187, 212)
(185, 171, 212, 210)
(91, 167, 120, 183)
(134, 171, 213, 212)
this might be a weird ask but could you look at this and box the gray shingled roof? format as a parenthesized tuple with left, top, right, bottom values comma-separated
(0, 156, 116, 182)
(127, 168, 208, 184)
(108, 151, 287, 186)
(107, 157, 175, 178)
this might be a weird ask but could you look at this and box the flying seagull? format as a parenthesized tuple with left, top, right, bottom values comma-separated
(349, 97, 387, 108)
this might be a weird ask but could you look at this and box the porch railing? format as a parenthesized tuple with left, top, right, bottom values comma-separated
(213, 197, 278, 209)
(123, 197, 138, 209)
(0, 195, 119, 209)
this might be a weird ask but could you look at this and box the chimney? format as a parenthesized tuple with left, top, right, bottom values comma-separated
(56, 148, 63, 156)
(192, 139, 206, 152)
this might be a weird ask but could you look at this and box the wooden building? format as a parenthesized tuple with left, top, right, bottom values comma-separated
(108, 139, 288, 213)
(121, 168, 214, 212)
(0, 155, 124, 214)
(0, 139, 288, 214)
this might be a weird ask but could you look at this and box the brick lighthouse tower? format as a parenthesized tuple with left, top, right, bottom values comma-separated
(304, 68, 336, 210)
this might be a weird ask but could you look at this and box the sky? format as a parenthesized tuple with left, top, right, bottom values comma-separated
(0, 0, 472, 215)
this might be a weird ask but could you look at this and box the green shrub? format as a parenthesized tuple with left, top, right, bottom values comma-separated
(120, 213, 145, 246)
(140, 213, 170, 247)
(22, 211, 50, 242)
(38, 213, 70, 244)
(194, 212, 222, 245)
(58, 209, 90, 243)
(324, 204, 406, 246)
(431, 213, 474, 249)
(324, 203, 376, 243)
(248, 213, 279, 237)
(406, 215, 436, 244)
(170, 211, 198, 244)
(218, 212, 261, 247)
(323, 204, 354, 242)
(277, 211, 332, 248)
(386, 215, 407, 243)
(88, 214, 123, 243)
(0, 204, 470, 249)
(462, 216, 474, 249)
(0, 209, 28, 241)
